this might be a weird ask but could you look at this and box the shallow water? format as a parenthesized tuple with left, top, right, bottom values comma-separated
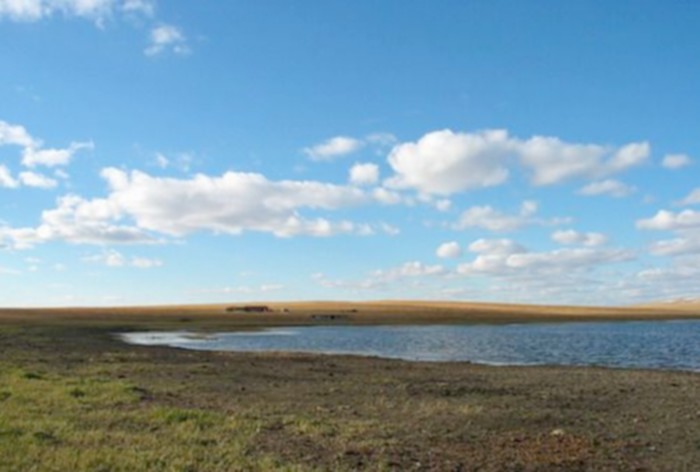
(120, 320, 700, 372)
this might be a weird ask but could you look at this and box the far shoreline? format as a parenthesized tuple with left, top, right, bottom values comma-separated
(1, 299, 699, 330)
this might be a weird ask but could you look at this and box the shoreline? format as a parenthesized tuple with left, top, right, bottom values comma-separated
(2, 299, 699, 330)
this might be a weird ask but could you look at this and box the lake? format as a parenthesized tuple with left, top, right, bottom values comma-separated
(120, 320, 700, 372)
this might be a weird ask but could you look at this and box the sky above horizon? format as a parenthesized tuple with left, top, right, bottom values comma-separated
(1, 1, 699, 307)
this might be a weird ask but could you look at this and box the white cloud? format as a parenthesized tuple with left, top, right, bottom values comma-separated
(192, 284, 285, 295)
(314, 261, 446, 292)
(99, 168, 371, 237)
(121, 0, 153, 16)
(0, 1, 183, 56)
(551, 229, 608, 247)
(607, 142, 650, 172)
(662, 153, 692, 170)
(384, 129, 649, 195)
(0, 120, 35, 147)
(0, 0, 44, 21)
(679, 188, 700, 206)
(0, 194, 155, 249)
(627, 256, 700, 302)
(303, 136, 363, 161)
(468, 238, 526, 256)
(0, 168, 392, 249)
(145, 24, 189, 56)
(303, 133, 396, 162)
(0, 165, 19, 188)
(638, 207, 700, 258)
(371, 187, 404, 205)
(19, 171, 58, 189)
(577, 179, 635, 198)
(349, 162, 379, 186)
(435, 199, 451, 212)
(376, 261, 445, 280)
(636, 209, 700, 231)
(519, 138, 649, 186)
(0, 0, 144, 22)
(84, 249, 163, 268)
(365, 133, 397, 147)
(22, 141, 93, 167)
(386, 129, 512, 195)
(0, 119, 91, 188)
(436, 241, 461, 259)
(458, 238, 633, 277)
(453, 200, 564, 232)
(649, 236, 700, 257)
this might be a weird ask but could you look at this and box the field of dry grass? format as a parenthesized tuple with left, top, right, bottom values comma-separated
(2, 299, 699, 329)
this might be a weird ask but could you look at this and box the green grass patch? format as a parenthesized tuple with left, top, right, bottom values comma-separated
(0, 364, 281, 471)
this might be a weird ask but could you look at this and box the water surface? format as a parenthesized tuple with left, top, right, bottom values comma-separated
(121, 320, 700, 372)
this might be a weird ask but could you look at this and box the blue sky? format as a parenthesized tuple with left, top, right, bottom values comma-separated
(1, 1, 699, 307)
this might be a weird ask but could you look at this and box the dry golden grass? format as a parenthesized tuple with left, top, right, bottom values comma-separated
(636, 299, 700, 312)
(1, 299, 698, 328)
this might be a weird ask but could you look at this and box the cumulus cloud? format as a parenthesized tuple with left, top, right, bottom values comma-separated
(144, 24, 189, 56)
(375, 261, 446, 280)
(303, 136, 363, 161)
(628, 256, 700, 302)
(84, 249, 162, 268)
(551, 229, 608, 247)
(191, 284, 285, 295)
(577, 179, 635, 198)
(0, 1, 187, 56)
(99, 168, 371, 237)
(636, 209, 700, 231)
(436, 241, 461, 259)
(457, 238, 633, 277)
(0, 119, 91, 188)
(468, 238, 526, 255)
(648, 236, 700, 257)
(371, 187, 404, 205)
(453, 200, 565, 233)
(18, 171, 58, 189)
(314, 261, 446, 292)
(435, 199, 452, 212)
(638, 207, 700, 258)
(0, 194, 155, 249)
(22, 141, 93, 167)
(121, 0, 154, 15)
(0, 168, 396, 249)
(0, 165, 19, 188)
(303, 133, 396, 161)
(386, 129, 512, 195)
(349, 162, 379, 186)
(662, 154, 692, 170)
(0, 120, 35, 147)
(385, 129, 650, 195)
(0, 0, 159, 24)
(518, 138, 649, 186)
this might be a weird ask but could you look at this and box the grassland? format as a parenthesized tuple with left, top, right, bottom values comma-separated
(1, 301, 700, 471)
